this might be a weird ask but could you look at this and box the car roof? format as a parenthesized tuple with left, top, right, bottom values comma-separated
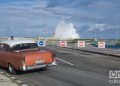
(0, 40, 36, 47)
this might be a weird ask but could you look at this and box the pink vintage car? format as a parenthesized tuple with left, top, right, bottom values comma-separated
(0, 40, 57, 74)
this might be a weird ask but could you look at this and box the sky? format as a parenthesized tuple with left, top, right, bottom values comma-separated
(0, 0, 120, 38)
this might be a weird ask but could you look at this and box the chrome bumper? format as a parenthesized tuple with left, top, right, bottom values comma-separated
(21, 64, 47, 71)
(47, 62, 57, 67)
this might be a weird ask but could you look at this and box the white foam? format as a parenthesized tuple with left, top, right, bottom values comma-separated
(54, 20, 80, 40)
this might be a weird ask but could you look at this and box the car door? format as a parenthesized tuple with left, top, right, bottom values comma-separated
(0, 44, 6, 66)
(0, 44, 11, 67)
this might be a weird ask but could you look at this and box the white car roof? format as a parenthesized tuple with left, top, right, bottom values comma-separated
(0, 40, 36, 47)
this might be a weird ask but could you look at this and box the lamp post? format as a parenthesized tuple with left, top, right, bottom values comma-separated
(115, 31, 117, 42)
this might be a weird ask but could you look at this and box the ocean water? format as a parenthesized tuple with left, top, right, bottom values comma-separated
(106, 45, 120, 49)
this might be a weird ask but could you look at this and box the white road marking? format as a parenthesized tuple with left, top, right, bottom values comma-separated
(56, 58, 74, 66)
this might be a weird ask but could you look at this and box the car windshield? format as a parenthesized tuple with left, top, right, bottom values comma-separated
(12, 43, 38, 51)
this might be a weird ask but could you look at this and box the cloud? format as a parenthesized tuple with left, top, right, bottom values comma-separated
(0, 0, 120, 38)
(45, 0, 120, 25)
(88, 24, 106, 32)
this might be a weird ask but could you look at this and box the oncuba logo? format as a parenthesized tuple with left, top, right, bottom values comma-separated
(109, 70, 120, 79)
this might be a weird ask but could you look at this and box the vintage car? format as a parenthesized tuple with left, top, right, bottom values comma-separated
(0, 40, 57, 74)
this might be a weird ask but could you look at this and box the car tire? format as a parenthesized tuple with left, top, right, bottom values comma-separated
(8, 64, 17, 75)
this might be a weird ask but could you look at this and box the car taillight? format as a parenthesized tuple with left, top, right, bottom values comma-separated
(52, 52, 56, 57)
(52, 53, 56, 62)
(52, 53, 57, 66)
(21, 56, 27, 71)
(22, 56, 26, 66)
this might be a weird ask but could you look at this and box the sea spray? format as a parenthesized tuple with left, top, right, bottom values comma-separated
(54, 20, 80, 40)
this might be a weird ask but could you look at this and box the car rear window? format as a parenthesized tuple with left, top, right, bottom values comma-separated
(12, 43, 38, 51)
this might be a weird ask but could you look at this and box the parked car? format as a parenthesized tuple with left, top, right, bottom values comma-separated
(0, 40, 57, 74)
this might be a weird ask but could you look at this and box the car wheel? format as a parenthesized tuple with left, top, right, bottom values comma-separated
(8, 64, 17, 75)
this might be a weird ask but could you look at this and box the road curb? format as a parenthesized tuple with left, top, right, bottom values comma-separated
(0, 70, 29, 86)
(66, 47, 120, 57)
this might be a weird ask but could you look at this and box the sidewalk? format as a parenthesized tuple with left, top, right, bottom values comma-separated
(67, 44, 120, 57)
(0, 73, 18, 86)
(51, 43, 120, 57)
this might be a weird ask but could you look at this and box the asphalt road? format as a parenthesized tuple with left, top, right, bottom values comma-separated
(1, 45, 120, 86)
